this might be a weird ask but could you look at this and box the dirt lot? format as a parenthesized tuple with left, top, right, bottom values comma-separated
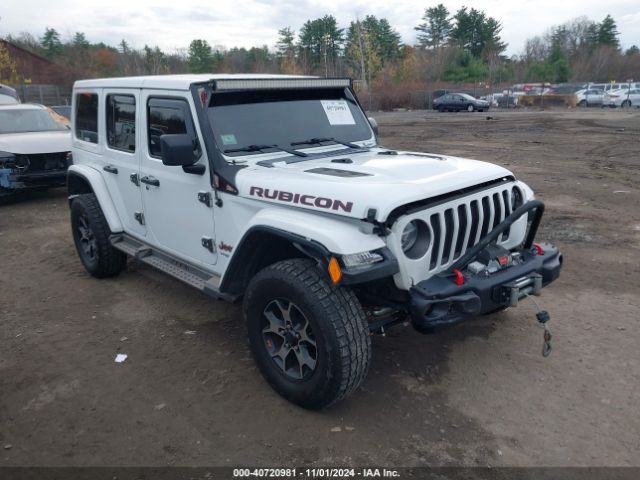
(1, 109, 639, 467)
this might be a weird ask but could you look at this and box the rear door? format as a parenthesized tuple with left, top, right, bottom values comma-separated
(100, 89, 146, 236)
(586, 89, 603, 105)
(139, 91, 217, 266)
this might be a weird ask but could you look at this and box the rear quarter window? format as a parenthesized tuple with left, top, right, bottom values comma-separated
(75, 93, 98, 143)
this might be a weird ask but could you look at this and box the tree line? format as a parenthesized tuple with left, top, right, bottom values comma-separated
(2, 5, 639, 93)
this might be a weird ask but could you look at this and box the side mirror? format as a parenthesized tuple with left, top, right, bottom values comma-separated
(160, 134, 197, 167)
(368, 117, 379, 136)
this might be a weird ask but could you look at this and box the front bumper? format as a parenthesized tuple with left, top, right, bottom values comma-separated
(0, 169, 67, 190)
(409, 243, 562, 328)
(408, 200, 563, 329)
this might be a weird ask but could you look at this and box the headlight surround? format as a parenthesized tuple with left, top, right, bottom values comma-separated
(401, 221, 419, 252)
(401, 220, 431, 259)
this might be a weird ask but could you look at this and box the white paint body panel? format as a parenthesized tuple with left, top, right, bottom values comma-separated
(234, 148, 513, 222)
(68, 164, 123, 232)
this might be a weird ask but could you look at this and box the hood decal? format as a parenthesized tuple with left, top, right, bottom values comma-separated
(250, 186, 354, 213)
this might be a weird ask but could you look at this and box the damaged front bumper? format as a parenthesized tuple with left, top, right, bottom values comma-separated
(409, 200, 563, 329)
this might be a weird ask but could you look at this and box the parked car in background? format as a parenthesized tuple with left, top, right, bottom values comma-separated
(575, 88, 606, 107)
(0, 84, 20, 105)
(605, 88, 640, 108)
(589, 83, 639, 94)
(479, 93, 500, 107)
(0, 104, 72, 197)
(433, 93, 490, 112)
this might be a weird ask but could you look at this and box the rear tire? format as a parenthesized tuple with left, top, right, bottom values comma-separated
(622, 100, 632, 108)
(71, 193, 127, 278)
(244, 258, 371, 409)
(467, 104, 474, 112)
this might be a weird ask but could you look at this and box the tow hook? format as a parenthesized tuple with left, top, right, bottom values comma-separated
(525, 293, 553, 357)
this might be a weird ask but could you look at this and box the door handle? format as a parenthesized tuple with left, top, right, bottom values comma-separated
(140, 175, 160, 187)
(103, 165, 118, 174)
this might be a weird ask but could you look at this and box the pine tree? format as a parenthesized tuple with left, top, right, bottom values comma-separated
(73, 32, 90, 49)
(40, 27, 62, 59)
(415, 4, 451, 48)
(626, 45, 639, 56)
(188, 39, 213, 73)
(298, 15, 343, 75)
(597, 15, 620, 47)
(276, 27, 298, 73)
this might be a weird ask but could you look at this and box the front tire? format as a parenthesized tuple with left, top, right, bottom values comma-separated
(467, 104, 474, 112)
(71, 193, 127, 278)
(244, 259, 371, 409)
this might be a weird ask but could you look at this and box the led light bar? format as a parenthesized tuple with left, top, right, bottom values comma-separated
(212, 78, 352, 91)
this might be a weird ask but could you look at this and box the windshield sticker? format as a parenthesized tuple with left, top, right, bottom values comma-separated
(321, 100, 356, 125)
(220, 134, 237, 145)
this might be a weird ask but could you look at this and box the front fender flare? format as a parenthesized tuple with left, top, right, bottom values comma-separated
(219, 207, 389, 295)
(67, 164, 123, 233)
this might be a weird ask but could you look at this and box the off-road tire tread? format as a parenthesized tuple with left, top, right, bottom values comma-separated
(245, 258, 371, 409)
(71, 193, 126, 278)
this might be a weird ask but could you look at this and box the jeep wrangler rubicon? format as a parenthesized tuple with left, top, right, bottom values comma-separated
(67, 75, 562, 409)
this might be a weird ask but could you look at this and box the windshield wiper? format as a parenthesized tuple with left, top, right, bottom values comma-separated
(223, 144, 307, 157)
(290, 137, 361, 149)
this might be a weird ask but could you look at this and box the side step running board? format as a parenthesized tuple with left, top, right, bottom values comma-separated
(110, 234, 236, 302)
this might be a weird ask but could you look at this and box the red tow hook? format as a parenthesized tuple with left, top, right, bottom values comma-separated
(533, 243, 544, 256)
(452, 269, 465, 286)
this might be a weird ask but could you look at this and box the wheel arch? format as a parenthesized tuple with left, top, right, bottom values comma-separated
(219, 207, 387, 297)
(219, 226, 331, 297)
(67, 165, 123, 233)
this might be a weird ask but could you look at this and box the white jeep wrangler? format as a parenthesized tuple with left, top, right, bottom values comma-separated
(68, 75, 562, 409)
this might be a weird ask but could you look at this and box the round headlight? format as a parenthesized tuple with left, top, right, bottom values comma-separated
(401, 221, 419, 252)
(400, 220, 431, 259)
(511, 186, 524, 210)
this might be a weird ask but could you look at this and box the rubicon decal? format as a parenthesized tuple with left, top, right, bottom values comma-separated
(249, 186, 354, 213)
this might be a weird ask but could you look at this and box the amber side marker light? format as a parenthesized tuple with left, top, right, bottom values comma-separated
(328, 257, 343, 284)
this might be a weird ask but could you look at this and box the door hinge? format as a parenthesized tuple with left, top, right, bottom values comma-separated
(134, 211, 145, 225)
(130, 173, 140, 186)
(201, 236, 215, 253)
(198, 191, 213, 208)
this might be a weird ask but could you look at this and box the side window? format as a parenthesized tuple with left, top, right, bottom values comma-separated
(147, 98, 199, 158)
(75, 93, 98, 143)
(107, 94, 136, 152)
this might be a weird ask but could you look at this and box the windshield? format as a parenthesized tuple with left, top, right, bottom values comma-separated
(207, 88, 373, 157)
(0, 108, 69, 134)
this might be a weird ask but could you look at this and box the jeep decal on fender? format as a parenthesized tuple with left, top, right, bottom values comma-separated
(249, 186, 354, 213)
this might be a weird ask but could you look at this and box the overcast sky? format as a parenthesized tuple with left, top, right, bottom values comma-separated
(1, 0, 639, 56)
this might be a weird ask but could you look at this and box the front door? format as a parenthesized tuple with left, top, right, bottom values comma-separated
(100, 89, 146, 236)
(139, 91, 217, 266)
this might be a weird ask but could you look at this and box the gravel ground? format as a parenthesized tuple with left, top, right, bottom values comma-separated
(1, 108, 639, 467)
